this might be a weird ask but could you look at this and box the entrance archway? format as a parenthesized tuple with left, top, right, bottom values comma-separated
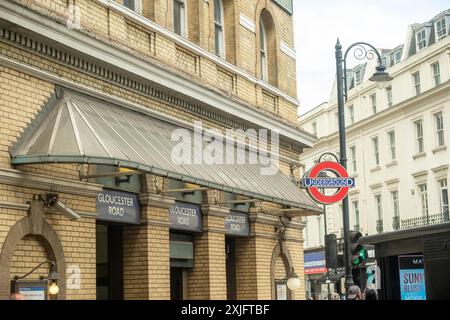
(0, 204, 66, 299)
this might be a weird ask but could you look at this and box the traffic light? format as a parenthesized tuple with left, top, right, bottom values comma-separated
(349, 230, 367, 267)
(325, 234, 338, 269)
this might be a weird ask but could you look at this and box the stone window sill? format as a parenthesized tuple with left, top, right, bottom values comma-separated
(386, 160, 398, 168)
(432, 145, 447, 154)
(412, 152, 426, 160)
(370, 166, 381, 173)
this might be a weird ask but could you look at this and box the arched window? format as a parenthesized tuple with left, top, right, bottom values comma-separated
(214, 0, 225, 58)
(259, 10, 278, 86)
(259, 19, 268, 82)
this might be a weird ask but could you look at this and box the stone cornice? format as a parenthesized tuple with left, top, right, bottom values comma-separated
(0, 168, 102, 197)
(0, 0, 315, 149)
(0, 201, 30, 211)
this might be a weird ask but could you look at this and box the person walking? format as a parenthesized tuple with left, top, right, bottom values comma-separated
(364, 288, 378, 300)
(347, 285, 362, 300)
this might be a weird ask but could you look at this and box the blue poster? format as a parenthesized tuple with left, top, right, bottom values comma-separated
(398, 255, 426, 300)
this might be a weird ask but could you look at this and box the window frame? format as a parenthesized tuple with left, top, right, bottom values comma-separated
(352, 200, 360, 228)
(418, 183, 429, 217)
(386, 86, 393, 107)
(416, 28, 427, 50)
(412, 71, 421, 96)
(350, 145, 357, 173)
(414, 119, 424, 153)
(354, 69, 362, 85)
(375, 194, 383, 221)
(370, 93, 377, 114)
(432, 62, 441, 87)
(214, 0, 225, 58)
(259, 19, 269, 82)
(440, 179, 449, 216)
(434, 111, 445, 147)
(348, 105, 355, 125)
(372, 136, 379, 166)
(387, 130, 396, 160)
(435, 17, 447, 40)
(173, 0, 187, 37)
(391, 190, 400, 218)
(123, 0, 142, 13)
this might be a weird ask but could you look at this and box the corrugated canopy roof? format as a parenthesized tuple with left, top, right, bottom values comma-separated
(10, 89, 320, 213)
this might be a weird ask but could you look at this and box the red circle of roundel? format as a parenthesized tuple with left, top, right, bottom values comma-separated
(307, 161, 350, 205)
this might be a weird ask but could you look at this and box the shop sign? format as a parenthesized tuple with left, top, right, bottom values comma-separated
(304, 251, 327, 275)
(225, 211, 250, 236)
(366, 264, 381, 290)
(96, 189, 140, 224)
(398, 255, 426, 300)
(275, 280, 288, 300)
(169, 201, 202, 232)
(302, 161, 355, 205)
(17, 280, 47, 300)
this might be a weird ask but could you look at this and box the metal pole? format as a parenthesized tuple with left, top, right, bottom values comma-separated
(323, 203, 332, 300)
(335, 39, 354, 293)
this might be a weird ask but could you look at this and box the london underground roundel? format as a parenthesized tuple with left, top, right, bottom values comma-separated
(302, 161, 355, 205)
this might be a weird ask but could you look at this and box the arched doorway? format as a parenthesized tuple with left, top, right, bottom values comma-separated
(0, 203, 66, 300)
(270, 241, 294, 300)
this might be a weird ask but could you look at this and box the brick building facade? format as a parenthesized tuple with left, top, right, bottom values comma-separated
(0, 0, 319, 300)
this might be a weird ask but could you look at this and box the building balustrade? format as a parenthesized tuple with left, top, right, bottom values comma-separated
(376, 219, 384, 233)
(400, 213, 449, 230)
(392, 216, 400, 231)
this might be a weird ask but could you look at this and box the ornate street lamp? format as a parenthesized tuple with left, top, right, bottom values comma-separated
(334, 39, 392, 294)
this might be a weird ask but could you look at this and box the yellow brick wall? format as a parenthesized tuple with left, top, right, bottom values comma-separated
(187, 213, 227, 300)
(10, 235, 51, 282)
(235, 218, 305, 300)
(123, 202, 171, 300)
(10, 0, 299, 123)
(0, 44, 299, 170)
(0, 0, 307, 301)
(0, 189, 97, 300)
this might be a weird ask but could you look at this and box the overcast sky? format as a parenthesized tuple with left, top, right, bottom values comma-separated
(293, 0, 450, 115)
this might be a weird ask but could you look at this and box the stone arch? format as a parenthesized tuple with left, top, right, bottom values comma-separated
(255, 0, 280, 86)
(0, 216, 66, 300)
(270, 241, 294, 300)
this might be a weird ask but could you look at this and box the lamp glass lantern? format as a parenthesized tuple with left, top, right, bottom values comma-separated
(286, 268, 301, 290)
(47, 270, 60, 296)
(369, 65, 393, 83)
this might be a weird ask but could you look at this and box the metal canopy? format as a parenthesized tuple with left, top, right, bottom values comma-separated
(10, 89, 320, 211)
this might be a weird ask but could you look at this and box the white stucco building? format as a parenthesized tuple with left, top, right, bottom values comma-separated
(300, 9, 450, 251)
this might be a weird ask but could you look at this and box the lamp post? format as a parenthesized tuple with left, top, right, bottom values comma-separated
(318, 170, 332, 300)
(335, 39, 392, 293)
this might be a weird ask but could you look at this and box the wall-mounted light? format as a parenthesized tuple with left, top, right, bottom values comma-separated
(286, 267, 301, 290)
(12, 260, 60, 298)
(47, 269, 60, 295)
